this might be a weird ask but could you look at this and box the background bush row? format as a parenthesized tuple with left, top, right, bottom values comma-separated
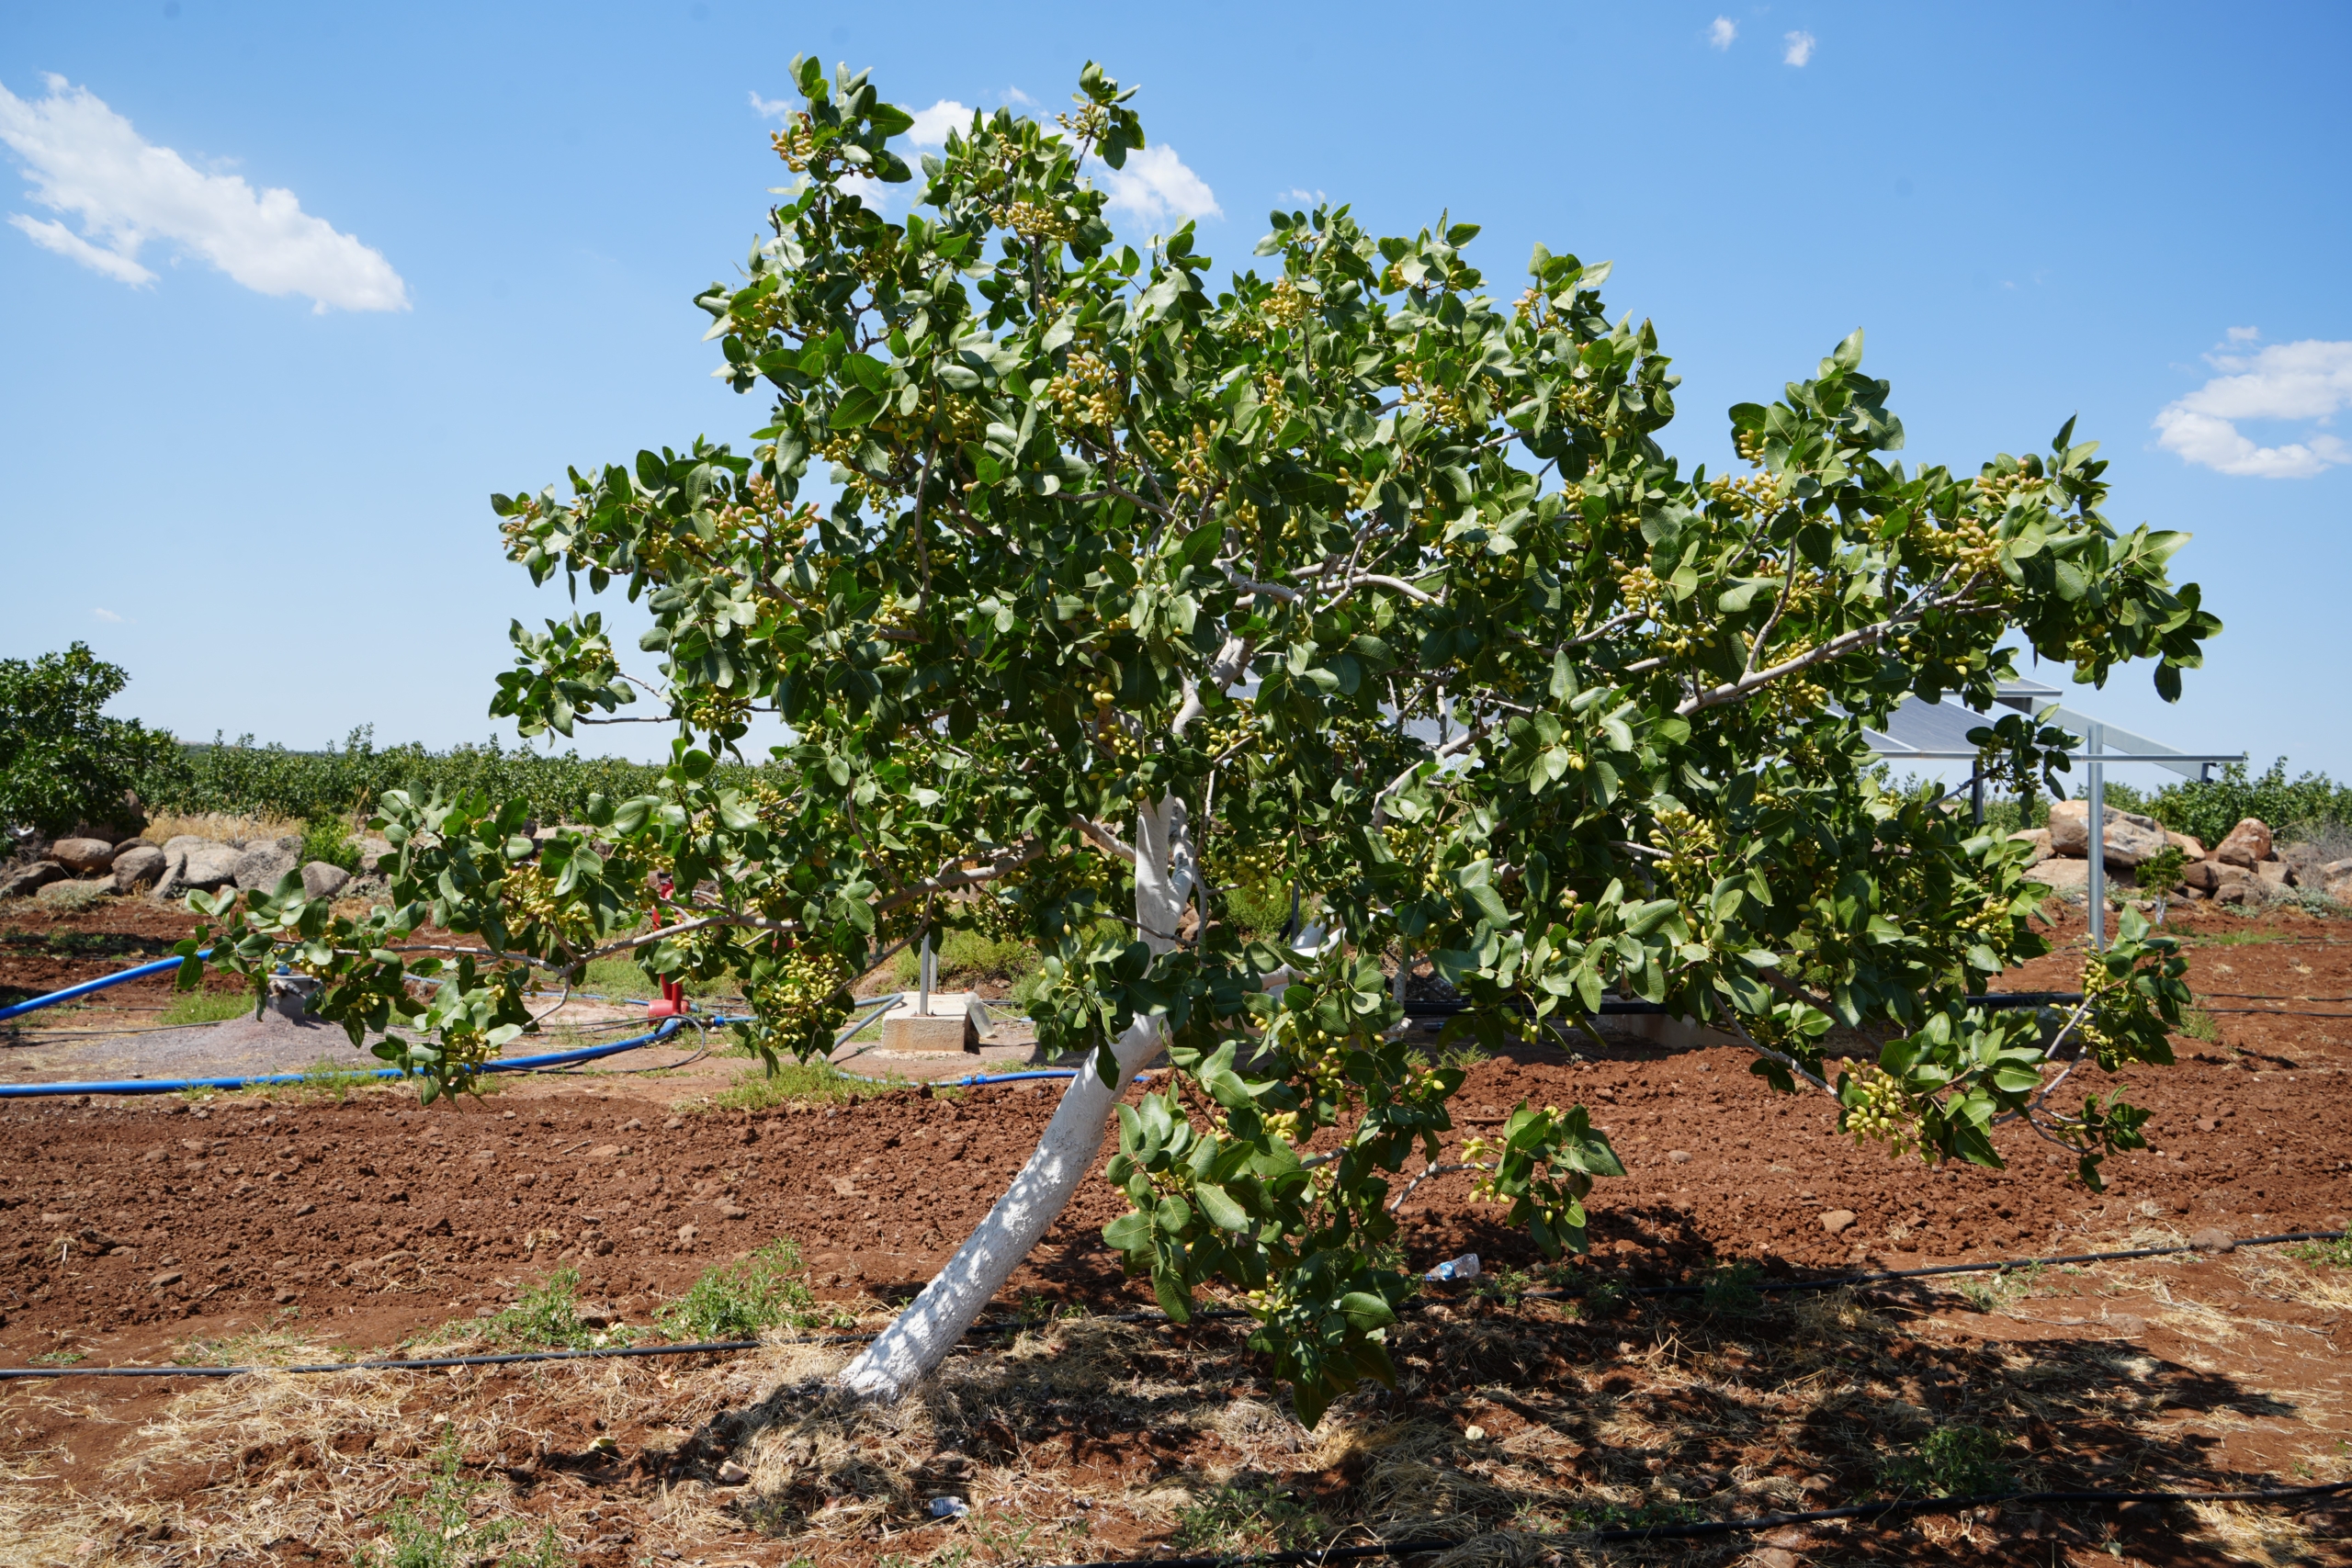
(144, 728, 770, 829)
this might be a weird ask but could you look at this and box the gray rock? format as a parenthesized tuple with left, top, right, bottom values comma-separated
(50, 837, 119, 874)
(0, 861, 66, 899)
(2277, 840, 2327, 875)
(232, 840, 300, 893)
(2007, 828, 2052, 867)
(356, 836, 394, 874)
(2026, 857, 2090, 893)
(179, 841, 243, 892)
(2256, 861, 2292, 894)
(2046, 800, 2167, 867)
(110, 842, 165, 892)
(300, 861, 352, 900)
(161, 834, 209, 857)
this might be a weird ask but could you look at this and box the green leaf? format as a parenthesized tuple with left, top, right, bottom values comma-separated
(831, 387, 884, 429)
(1193, 1182, 1250, 1232)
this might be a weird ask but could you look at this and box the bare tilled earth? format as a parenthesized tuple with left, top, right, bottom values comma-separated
(1, 897, 2349, 1565)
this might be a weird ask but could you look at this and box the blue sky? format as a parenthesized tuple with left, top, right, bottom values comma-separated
(4, 2, 2347, 786)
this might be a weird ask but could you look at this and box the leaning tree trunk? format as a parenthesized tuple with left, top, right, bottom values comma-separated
(835, 796, 1192, 1401)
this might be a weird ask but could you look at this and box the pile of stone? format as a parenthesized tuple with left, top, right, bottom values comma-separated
(0, 833, 366, 905)
(2009, 806, 2352, 906)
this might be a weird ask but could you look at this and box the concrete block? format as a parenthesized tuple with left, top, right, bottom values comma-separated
(879, 992, 988, 1053)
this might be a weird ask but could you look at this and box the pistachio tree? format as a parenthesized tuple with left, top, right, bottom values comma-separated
(174, 60, 2215, 1421)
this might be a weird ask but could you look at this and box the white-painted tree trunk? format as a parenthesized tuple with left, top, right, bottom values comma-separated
(835, 796, 1191, 1401)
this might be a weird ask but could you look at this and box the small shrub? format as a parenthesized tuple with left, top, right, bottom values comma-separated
(2134, 844, 2188, 896)
(35, 878, 114, 912)
(1577, 1499, 1708, 1529)
(462, 1268, 626, 1351)
(1956, 1269, 2029, 1314)
(1170, 1480, 1323, 1555)
(1572, 1276, 1629, 1322)
(1701, 1258, 1764, 1316)
(2292, 1235, 2352, 1269)
(298, 814, 361, 874)
(658, 1237, 828, 1339)
(356, 1429, 560, 1568)
(1876, 1423, 2015, 1498)
(1220, 880, 1295, 940)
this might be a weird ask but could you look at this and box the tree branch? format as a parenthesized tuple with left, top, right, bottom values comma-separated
(1676, 575, 1984, 717)
(1071, 815, 1139, 863)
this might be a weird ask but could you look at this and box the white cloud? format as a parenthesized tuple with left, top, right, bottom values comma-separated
(10, 211, 153, 283)
(1091, 143, 1221, 224)
(1002, 86, 1035, 107)
(91, 606, 124, 623)
(1783, 30, 1816, 65)
(2154, 336, 2352, 479)
(749, 90, 793, 119)
(2226, 324, 2259, 343)
(1709, 17, 1737, 50)
(908, 98, 974, 147)
(0, 74, 406, 311)
(1280, 186, 1327, 207)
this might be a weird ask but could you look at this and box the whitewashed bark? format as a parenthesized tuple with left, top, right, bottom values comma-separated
(834, 795, 1189, 1401)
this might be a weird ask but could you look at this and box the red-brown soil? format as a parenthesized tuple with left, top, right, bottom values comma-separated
(3, 897, 2349, 1564)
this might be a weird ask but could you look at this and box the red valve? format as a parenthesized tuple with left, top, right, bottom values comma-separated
(645, 871, 689, 1021)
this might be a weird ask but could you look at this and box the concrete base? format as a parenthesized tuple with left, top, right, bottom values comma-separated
(1592, 1011, 1743, 1052)
(879, 992, 988, 1053)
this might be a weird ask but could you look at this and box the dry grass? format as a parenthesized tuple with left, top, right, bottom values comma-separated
(141, 811, 301, 847)
(2235, 1252, 2352, 1314)
(4, 1258, 2341, 1566)
(33, 879, 116, 912)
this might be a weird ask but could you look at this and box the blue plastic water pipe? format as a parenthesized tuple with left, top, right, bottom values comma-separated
(0, 952, 211, 1022)
(0, 1017, 688, 1100)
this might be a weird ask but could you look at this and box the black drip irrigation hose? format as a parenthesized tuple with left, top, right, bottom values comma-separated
(8, 1230, 2341, 1381)
(1600, 1227, 2348, 1297)
(1039, 1481, 2352, 1567)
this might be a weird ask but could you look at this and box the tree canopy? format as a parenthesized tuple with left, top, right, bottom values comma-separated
(0, 642, 181, 840)
(180, 60, 2216, 1421)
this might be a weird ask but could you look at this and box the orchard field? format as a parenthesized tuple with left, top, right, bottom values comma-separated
(3, 892, 2347, 1567)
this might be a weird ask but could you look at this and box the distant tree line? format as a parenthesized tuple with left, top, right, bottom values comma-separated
(0, 644, 767, 840)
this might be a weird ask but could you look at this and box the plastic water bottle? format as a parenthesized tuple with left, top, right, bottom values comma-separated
(930, 1495, 970, 1519)
(1425, 1252, 1481, 1282)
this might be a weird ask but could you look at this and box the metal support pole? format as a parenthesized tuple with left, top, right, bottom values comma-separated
(2086, 723, 2107, 953)
(919, 933, 936, 1017)
(1970, 767, 1985, 828)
